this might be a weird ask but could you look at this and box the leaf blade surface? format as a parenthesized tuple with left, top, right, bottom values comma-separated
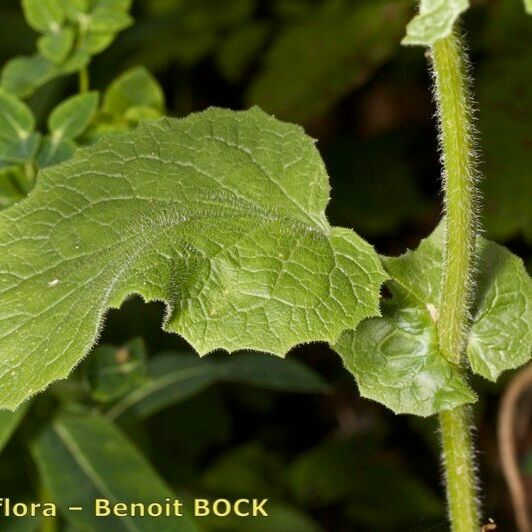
(0, 107, 386, 408)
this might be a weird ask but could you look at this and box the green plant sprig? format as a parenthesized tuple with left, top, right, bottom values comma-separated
(0, 1, 530, 531)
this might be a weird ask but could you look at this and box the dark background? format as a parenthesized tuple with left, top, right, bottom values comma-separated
(1, 0, 530, 530)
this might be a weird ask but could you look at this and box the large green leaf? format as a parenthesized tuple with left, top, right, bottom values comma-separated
(247, 0, 410, 122)
(335, 223, 531, 416)
(0, 107, 386, 409)
(31, 413, 198, 531)
(106, 351, 328, 422)
(402, 0, 469, 47)
(525, 0, 532, 14)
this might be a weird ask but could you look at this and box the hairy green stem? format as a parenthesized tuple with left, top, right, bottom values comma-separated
(433, 34, 476, 366)
(440, 406, 478, 531)
(431, 33, 480, 531)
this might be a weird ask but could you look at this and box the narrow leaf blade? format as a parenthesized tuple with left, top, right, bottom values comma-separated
(106, 355, 218, 421)
(217, 352, 329, 393)
(107, 351, 328, 422)
(31, 413, 198, 531)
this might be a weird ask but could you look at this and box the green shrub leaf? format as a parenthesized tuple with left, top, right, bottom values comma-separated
(0, 89, 35, 141)
(0, 89, 40, 165)
(103, 66, 165, 116)
(83, 32, 115, 54)
(22, 0, 65, 33)
(49, 91, 99, 140)
(335, 223, 531, 416)
(402, 0, 470, 47)
(1, 52, 90, 98)
(216, 22, 270, 83)
(87, 7, 132, 33)
(216, 352, 329, 393)
(0, 107, 386, 409)
(525, 0, 532, 14)
(31, 413, 198, 531)
(37, 27, 75, 64)
(290, 436, 443, 527)
(62, 0, 90, 21)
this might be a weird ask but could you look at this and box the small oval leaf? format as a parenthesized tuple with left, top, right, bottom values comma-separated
(22, 0, 65, 33)
(37, 27, 75, 64)
(48, 91, 99, 140)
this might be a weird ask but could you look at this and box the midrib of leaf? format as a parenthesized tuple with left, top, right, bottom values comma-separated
(106, 364, 216, 420)
(53, 421, 140, 532)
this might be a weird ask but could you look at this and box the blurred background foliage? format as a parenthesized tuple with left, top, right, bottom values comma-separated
(0, 0, 530, 530)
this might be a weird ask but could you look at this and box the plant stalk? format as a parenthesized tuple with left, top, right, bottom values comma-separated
(431, 32, 480, 531)
(79, 67, 89, 92)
